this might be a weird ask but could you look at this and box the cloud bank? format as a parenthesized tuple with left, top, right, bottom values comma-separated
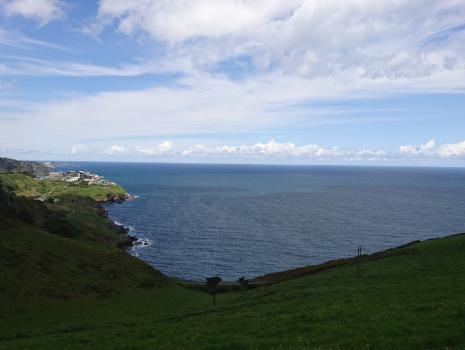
(69, 139, 465, 163)
(180, 139, 465, 161)
(0, 0, 65, 25)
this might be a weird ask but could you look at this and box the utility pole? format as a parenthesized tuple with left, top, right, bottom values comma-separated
(357, 245, 362, 276)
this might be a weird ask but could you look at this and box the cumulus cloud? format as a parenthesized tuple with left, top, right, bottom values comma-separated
(181, 138, 465, 161)
(136, 140, 173, 156)
(92, 0, 297, 42)
(71, 144, 89, 155)
(437, 141, 465, 158)
(90, 0, 465, 83)
(182, 139, 387, 160)
(0, 0, 66, 25)
(400, 139, 465, 159)
(102, 144, 128, 156)
(399, 139, 437, 156)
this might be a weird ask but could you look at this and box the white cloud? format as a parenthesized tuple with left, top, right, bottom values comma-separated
(0, 0, 66, 25)
(102, 144, 128, 156)
(0, 54, 163, 77)
(399, 144, 419, 156)
(2, 70, 465, 152)
(400, 139, 465, 159)
(0, 28, 72, 51)
(4, 137, 465, 163)
(136, 140, 173, 156)
(94, 0, 297, 43)
(90, 0, 465, 85)
(438, 140, 465, 158)
(181, 138, 465, 161)
(182, 139, 386, 160)
(71, 144, 89, 154)
(400, 139, 436, 156)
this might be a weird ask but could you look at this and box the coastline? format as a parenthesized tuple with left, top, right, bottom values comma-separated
(180, 232, 465, 290)
(96, 192, 139, 249)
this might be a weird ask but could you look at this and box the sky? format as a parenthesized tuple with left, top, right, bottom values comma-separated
(1, 0, 465, 165)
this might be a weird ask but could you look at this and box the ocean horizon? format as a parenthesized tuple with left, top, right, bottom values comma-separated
(57, 162, 465, 281)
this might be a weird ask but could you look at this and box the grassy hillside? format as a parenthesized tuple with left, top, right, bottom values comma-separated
(0, 173, 131, 245)
(0, 173, 169, 300)
(0, 219, 167, 299)
(1, 172, 465, 349)
(1, 230, 465, 349)
(0, 173, 125, 201)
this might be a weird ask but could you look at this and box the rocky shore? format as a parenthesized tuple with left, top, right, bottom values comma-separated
(96, 192, 138, 249)
(104, 192, 136, 203)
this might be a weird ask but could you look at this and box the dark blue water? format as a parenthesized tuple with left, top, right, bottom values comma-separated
(56, 162, 465, 281)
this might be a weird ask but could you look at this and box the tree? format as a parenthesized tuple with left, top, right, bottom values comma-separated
(206, 276, 222, 305)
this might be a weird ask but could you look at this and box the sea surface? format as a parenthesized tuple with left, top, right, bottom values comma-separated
(56, 162, 465, 281)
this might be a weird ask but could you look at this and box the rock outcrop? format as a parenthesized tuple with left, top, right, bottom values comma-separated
(96, 193, 138, 249)
(104, 192, 135, 203)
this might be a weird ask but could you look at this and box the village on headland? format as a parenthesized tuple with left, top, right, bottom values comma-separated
(41, 170, 117, 186)
(0, 157, 135, 204)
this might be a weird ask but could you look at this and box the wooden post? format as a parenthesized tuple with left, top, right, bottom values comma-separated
(357, 245, 362, 276)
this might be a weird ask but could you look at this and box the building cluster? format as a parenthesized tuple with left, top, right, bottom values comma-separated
(45, 171, 115, 185)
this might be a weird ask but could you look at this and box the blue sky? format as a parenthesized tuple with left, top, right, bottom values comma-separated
(1, 0, 465, 165)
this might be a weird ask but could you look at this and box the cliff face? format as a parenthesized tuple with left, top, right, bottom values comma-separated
(0, 157, 52, 175)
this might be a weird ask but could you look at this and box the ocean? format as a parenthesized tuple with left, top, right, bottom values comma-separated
(56, 162, 465, 281)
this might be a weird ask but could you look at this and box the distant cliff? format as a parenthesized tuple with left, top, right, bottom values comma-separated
(0, 157, 52, 174)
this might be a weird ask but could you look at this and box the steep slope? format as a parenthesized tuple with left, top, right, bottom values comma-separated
(0, 173, 169, 300)
(0, 219, 166, 299)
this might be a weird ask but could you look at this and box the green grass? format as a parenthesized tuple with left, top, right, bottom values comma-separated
(0, 174, 129, 245)
(0, 220, 168, 300)
(0, 173, 125, 201)
(1, 230, 465, 349)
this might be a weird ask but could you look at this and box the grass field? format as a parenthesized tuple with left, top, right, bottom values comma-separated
(1, 173, 465, 349)
(1, 227, 465, 349)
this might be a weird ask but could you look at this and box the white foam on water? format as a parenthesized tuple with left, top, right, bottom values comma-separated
(130, 238, 153, 251)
